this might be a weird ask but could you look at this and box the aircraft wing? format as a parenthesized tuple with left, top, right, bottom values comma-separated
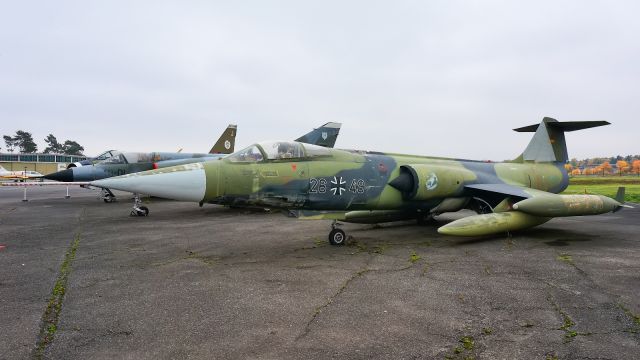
(439, 184, 626, 236)
(464, 183, 533, 200)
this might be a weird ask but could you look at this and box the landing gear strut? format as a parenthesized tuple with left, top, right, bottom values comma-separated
(130, 193, 149, 217)
(469, 197, 493, 214)
(328, 220, 346, 246)
(101, 188, 117, 203)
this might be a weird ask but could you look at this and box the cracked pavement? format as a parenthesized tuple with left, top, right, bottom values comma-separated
(0, 186, 639, 359)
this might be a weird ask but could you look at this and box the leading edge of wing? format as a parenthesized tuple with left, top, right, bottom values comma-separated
(464, 183, 536, 200)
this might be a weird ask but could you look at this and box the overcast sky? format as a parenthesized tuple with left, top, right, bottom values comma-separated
(1, 1, 638, 160)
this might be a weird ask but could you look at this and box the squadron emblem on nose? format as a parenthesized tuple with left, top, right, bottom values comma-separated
(426, 173, 438, 191)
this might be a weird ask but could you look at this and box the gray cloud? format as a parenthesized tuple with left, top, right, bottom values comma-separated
(1, 1, 637, 160)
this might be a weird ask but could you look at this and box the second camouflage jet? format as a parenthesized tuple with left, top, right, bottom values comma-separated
(91, 118, 630, 244)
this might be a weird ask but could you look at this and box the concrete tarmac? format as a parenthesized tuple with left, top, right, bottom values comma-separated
(1, 186, 639, 359)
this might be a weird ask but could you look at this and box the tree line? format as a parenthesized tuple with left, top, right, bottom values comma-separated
(2, 130, 84, 155)
(565, 158, 640, 176)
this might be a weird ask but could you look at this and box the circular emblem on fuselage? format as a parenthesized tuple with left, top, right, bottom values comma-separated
(425, 173, 438, 191)
(224, 140, 231, 150)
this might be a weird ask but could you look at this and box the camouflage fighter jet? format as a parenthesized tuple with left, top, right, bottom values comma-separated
(91, 118, 630, 243)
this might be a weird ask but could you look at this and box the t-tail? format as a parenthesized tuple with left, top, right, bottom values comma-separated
(209, 124, 237, 154)
(512, 117, 610, 163)
(295, 122, 342, 148)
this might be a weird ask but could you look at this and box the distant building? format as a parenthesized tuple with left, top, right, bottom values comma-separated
(0, 152, 87, 175)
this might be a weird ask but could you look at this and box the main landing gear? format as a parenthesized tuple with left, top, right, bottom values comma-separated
(130, 193, 149, 217)
(101, 188, 117, 203)
(328, 220, 346, 246)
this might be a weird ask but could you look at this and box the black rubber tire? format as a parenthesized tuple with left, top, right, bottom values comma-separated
(138, 206, 149, 216)
(328, 228, 346, 246)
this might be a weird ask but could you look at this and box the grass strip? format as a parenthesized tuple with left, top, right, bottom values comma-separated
(33, 233, 81, 359)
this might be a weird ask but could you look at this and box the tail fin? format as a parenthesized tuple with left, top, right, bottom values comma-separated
(295, 122, 342, 148)
(513, 117, 609, 163)
(0, 165, 6, 173)
(613, 187, 634, 212)
(615, 187, 626, 203)
(209, 124, 237, 154)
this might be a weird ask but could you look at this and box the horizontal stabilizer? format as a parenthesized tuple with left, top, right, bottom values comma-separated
(514, 119, 610, 133)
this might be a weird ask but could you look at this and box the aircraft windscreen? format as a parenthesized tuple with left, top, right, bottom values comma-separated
(227, 145, 264, 163)
(259, 141, 304, 160)
(302, 143, 331, 157)
(100, 154, 126, 164)
(94, 150, 118, 161)
(97, 151, 122, 163)
(99, 153, 140, 164)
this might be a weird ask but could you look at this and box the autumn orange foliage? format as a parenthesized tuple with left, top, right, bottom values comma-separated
(632, 160, 640, 175)
(616, 160, 629, 175)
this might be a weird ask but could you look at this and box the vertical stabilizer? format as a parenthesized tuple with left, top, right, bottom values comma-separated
(295, 122, 342, 148)
(209, 124, 237, 154)
(513, 117, 609, 163)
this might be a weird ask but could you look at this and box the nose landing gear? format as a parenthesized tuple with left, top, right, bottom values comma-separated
(130, 193, 149, 217)
(100, 188, 117, 203)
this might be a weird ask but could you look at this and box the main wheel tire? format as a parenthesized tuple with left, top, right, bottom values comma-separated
(138, 206, 149, 216)
(328, 228, 346, 246)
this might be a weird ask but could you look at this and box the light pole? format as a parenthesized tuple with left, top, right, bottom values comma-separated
(22, 167, 28, 202)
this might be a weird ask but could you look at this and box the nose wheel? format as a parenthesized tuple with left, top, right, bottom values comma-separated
(328, 220, 346, 246)
(130, 193, 149, 217)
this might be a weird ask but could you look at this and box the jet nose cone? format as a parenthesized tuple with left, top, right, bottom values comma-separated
(44, 169, 74, 182)
(91, 163, 207, 202)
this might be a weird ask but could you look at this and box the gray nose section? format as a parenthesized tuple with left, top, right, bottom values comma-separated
(44, 169, 74, 182)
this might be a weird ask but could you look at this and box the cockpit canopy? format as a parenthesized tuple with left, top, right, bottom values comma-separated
(94, 150, 119, 161)
(227, 141, 331, 163)
(98, 152, 145, 165)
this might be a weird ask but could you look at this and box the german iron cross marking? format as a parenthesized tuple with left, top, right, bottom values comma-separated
(330, 176, 346, 195)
